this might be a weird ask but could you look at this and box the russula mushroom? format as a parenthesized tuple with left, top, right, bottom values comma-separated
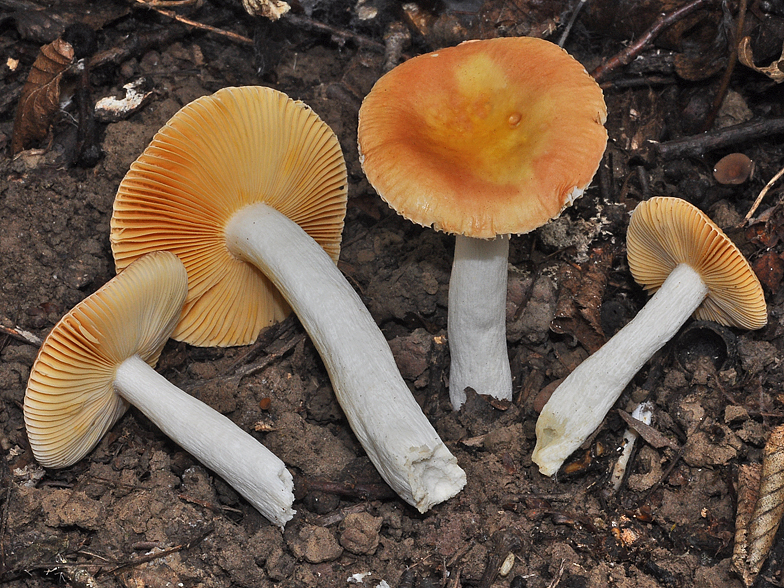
(357, 37, 607, 410)
(713, 152, 754, 185)
(23, 251, 296, 528)
(533, 197, 767, 476)
(110, 86, 466, 512)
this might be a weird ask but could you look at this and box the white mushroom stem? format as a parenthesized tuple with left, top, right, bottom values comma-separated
(115, 355, 295, 528)
(448, 235, 513, 410)
(533, 262, 709, 476)
(225, 202, 466, 512)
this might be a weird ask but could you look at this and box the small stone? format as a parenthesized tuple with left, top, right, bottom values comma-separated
(266, 547, 296, 581)
(339, 512, 383, 555)
(287, 523, 343, 563)
(42, 490, 106, 531)
(725, 405, 749, 424)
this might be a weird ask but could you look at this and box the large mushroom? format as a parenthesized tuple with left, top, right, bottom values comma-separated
(533, 197, 768, 476)
(110, 86, 465, 513)
(23, 251, 296, 528)
(357, 37, 608, 410)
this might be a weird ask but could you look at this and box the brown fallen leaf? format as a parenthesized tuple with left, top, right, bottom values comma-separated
(617, 409, 679, 450)
(733, 424, 784, 586)
(11, 37, 76, 154)
(752, 250, 784, 294)
(550, 247, 615, 354)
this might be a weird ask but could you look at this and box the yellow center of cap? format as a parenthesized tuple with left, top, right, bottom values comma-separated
(419, 53, 555, 189)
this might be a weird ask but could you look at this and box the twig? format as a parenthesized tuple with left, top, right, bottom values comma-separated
(135, 0, 253, 45)
(700, 0, 747, 132)
(639, 117, 784, 160)
(547, 560, 567, 588)
(284, 13, 387, 53)
(558, 0, 588, 48)
(591, 0, 716, 82)
(0, 324, 42, 346)
(743, 164, 784, 224)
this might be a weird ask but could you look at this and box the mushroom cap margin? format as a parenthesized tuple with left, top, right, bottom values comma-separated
(23, 251, 188, 468)
(627, 196, 767, 330)
(111, 86, 348, 347)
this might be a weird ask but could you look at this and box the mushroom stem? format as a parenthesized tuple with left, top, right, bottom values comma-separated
(225, 202, 466, 512)
(533, 262, 708, 476)
(115, 355, 295, 528)
(448, 235, 512, 409)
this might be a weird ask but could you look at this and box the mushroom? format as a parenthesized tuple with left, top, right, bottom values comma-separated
(713, 153, 754, 185)
(23, 251, 296, 528)
(533, 197, 767, 476)
(110, 86, 466, 513)
(357, 37, 607, 410)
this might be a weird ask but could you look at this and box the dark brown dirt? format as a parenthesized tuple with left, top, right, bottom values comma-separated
(2, 2, 784, 587)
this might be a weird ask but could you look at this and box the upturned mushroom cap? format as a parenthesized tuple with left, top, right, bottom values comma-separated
(111, 86, 347, 347)
(24, 251, 188, 468)
(627, 197, 767, 330)
(357, 37, 608, 239)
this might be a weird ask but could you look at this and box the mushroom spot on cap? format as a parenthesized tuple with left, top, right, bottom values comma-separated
(111, 86, 348, 347)
(358, 37, 608, 239)
(24, 251, 188, 468)
(627, 197, 767, 330)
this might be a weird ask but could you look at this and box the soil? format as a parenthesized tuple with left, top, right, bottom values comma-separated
(2, 1, 784, 587)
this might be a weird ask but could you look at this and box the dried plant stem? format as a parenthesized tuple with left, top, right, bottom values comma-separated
(743, 164, 784, 225)
(591, 0, 715, 82)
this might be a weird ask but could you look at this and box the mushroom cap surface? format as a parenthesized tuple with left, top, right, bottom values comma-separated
(627, 196, 767, 330)
(713, 152, 754, 185)
(111, 86, 347, 346)
(357, 37, 608, 239)
(24, 251, 188, 468)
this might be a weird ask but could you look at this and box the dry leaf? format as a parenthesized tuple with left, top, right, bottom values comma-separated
(241, 0, 290, 20)
(11, 37, 75, 154)
(732, 463, 762, 586)
(738, 36, 784, 83)
(617, 408, 679, 450)
(550, 248, 615, 354)
(733, 424, 784, 586)
(752, 250, 784, 294)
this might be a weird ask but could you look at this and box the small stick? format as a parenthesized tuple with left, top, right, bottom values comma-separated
(742, 163, 784, 224)
(700, 0, 747, 132)
(0, 324, 42, 346)
(558, 0, 588, 48)
(591, 0, 716, 82)
(135, 0, 254, 45)
(284, 13, 387, 53)
(644, 117, 784, 160)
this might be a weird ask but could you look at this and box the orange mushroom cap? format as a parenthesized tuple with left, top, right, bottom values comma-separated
(111, 86, 347, 347)
(357, 37, 608, 239)
(713, 153, 754, 185)
(627, 197, 767, 330)
(24, 251, 188, 468)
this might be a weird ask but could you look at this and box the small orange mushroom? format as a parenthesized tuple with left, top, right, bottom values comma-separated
(358, 37, 608, 409)
(713, 153, 754, 185)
